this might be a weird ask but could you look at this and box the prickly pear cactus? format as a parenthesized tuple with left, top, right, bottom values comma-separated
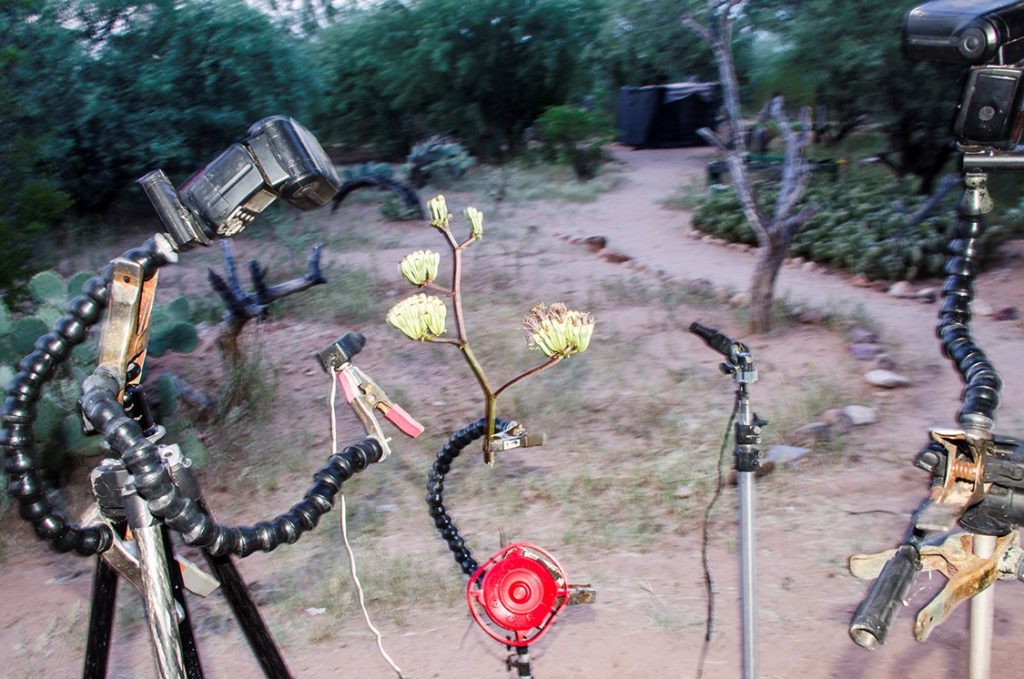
(0, 271, 204, 474)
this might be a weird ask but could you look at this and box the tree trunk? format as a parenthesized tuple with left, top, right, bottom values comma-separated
(749, 232, 787, 334)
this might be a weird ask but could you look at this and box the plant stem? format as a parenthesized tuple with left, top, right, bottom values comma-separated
(494, 356, 562, 399)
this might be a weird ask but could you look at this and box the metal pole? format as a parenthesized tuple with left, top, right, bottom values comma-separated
(125, 486, 186, 679)
(733, 386, 759, 679)
(737, 470, 758, 679)
(969, 533, 996, 679)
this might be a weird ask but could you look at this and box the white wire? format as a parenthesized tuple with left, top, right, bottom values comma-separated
(329, 374, 405, 678)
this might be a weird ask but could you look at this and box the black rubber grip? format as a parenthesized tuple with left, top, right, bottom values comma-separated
(849, 544, 922, 649)
(689, 321, 736, 360)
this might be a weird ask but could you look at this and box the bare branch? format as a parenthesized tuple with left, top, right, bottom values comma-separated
(771, 100, 814, 223)
(697, 127, 726, 151)
(908, 175, 961, 227)
(681, 14, 713, 44)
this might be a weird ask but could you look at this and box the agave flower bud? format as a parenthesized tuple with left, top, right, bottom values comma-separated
(427, 194, 450, 230)
(399, 250, 441, 286)
(522, 303, 595, 358)
(464, 206, 484, 240)
(386, 293, 447, 341)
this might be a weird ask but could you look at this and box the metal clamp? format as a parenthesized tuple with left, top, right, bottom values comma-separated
(487, 420, 546, 453)
(851, 531, 1019, 641)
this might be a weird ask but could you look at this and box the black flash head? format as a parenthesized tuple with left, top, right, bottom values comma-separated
(138, 116, 341, 249)
(903, 0, 1024, 66)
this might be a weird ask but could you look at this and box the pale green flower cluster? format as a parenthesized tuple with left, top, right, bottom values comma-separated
(399, 250, 440, 286)
(427, 195, 450, 230)
(522, 303, 595, 358)
(464, 206, 484, 240)
(387, 294, 447, 340)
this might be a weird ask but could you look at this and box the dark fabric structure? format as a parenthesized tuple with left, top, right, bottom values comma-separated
(616, 82, 719, 148)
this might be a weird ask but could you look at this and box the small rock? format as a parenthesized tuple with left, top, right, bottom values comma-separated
(792, 307, 830, 324)
(821, 408, 853, 432)
(765, 445, 811, 467)
(994, 306, 1019, 321)
(305, 607, 327, 616)
(864, 369, 912, 388)
(701, 234, 716, 244)
(714, 288, 731, 303)
(684, 278, 713, 294)
(874, 353, 899, 371)
(303, 367, 315, 376)
(674, 486, 694, 500)
(792, 422, 831, 443)
(974, 298, 995, 316)
(801, 261, 819, 273)
(790, 257, 805, 267)
(603, 251, 632, 264)
(888, 281, 915, 298)
(729, 292, 751, 308)
(842, 405, 877, 426)
(847, 327, 879, 344)
(849, 342, 883, 360)
(582, 235, 607, 252)
(851, 274, 873, 288)
(916, 287, 938, 303)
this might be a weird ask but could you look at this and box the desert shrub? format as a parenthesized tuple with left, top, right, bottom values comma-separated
(535, 104, 614, 180)
(405, 137, 474, 188)
(693, 173, 1024, 281)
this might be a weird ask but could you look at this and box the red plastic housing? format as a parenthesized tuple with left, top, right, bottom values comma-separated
(466, 543, 570, 648)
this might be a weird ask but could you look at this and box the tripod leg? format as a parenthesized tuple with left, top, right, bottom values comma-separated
(203, 551, 292, 679)
(83, 554, 119, 679)
(160, 527, 204, 679)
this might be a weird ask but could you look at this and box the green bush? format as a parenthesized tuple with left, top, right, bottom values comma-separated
(535, 104, 613, 180)
(405, 137, 475, 188)
(693, 173, 1024, 281)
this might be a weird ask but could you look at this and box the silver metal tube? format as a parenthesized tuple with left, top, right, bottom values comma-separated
(738, 470, 758, 679)
(125, 490, 186, 679)
(969, 533, 997, 679)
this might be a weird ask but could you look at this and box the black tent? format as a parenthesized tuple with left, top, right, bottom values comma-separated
(616, 82, 719, 148)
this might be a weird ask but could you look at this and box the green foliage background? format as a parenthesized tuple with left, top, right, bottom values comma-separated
(0, 0, 1001, 293)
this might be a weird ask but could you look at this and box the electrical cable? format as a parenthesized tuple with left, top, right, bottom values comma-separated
(695, 392, 740, 679)
(328, 373, 404, 678)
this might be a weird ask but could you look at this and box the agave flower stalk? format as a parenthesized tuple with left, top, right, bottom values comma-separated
(389, 195, 594, 463)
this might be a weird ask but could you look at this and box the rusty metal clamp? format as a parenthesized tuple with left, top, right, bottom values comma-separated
(851, 531, 1020, 641)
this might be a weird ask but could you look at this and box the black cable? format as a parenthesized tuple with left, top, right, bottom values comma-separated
(426, 417, 511, 576)
(695, 392, 740, 679)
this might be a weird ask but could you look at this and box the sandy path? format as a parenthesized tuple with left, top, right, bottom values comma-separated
(532, 145, 1024, 422)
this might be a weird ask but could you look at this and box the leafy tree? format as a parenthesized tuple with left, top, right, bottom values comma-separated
(57, 0, 313, 210)
(585, 0, 722, 92)
(0, 0, 75, 295)
(313, 0, 604, 158)
(747, 0, 961, 192)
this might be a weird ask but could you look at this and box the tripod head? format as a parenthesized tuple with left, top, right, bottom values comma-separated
(689, 322, 757, 384)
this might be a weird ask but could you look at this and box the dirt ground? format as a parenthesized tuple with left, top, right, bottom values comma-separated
(3, 145, 1024, 678)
